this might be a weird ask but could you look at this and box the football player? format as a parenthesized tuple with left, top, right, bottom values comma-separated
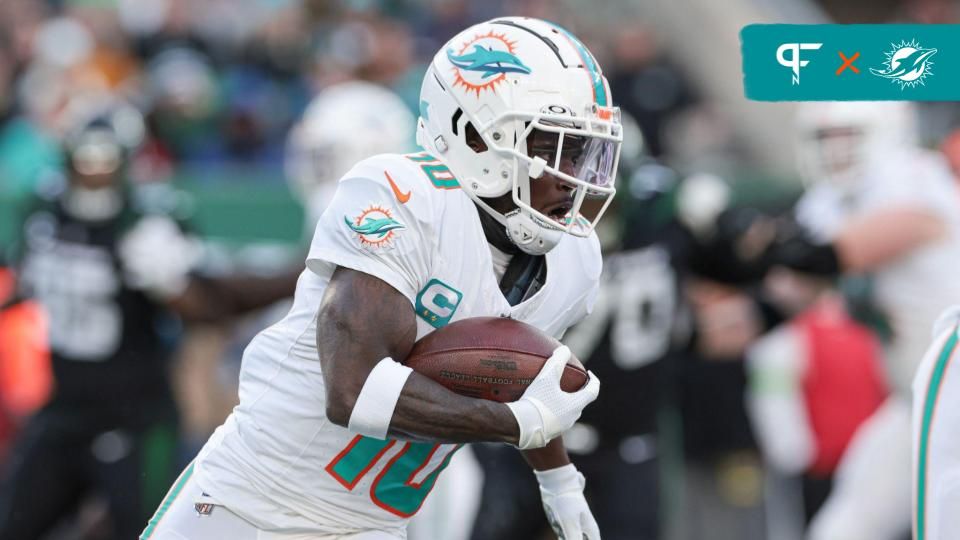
(740, 101, 960, 540)
(142, 17, 621, 540)
(0, 98, 299, 539)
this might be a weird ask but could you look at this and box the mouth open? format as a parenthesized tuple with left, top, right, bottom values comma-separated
(545, 201, 573, 224)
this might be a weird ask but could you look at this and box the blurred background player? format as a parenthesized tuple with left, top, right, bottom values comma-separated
(785, 101, 960, 540)
(286, 80, 416, 228)
(0, 97, 297, 540)
(694, 101, 960, 540)
(744, 280, 889, 536)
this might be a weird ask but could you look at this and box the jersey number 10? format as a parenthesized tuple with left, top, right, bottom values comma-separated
(325, 435, 461, 517)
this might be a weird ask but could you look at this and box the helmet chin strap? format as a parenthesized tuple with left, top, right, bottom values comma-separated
(504, 208, 563, 256)
(501, 158, 563, 255)
(470, 188, 563, 256)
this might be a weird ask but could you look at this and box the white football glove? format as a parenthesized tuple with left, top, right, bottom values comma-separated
(506, 346, 600, 449)
(119, 216, 201, 299)
(536, 464, 601, 540)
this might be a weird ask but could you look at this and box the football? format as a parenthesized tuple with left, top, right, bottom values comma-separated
(404, 317, 588, 402)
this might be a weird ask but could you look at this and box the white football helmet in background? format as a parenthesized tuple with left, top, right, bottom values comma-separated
(417, 17, 622, 255)
(795, 101, 918, 189)
(286, 81, 415, 225)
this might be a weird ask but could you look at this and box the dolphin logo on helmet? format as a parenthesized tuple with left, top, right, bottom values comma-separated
(446, 45, 532, 78)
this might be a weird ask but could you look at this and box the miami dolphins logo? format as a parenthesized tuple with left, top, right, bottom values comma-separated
(870, 39, 937, 89)
(344, 205, 404, 248)
(447, 30, 531, 97)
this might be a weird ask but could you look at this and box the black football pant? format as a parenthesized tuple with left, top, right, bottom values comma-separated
(0, 406, 178, 540)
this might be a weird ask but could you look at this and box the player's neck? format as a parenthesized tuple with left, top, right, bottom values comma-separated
(475, 202, 520, 255)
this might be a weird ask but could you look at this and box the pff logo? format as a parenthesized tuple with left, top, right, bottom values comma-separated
(777, 42, 823, 84)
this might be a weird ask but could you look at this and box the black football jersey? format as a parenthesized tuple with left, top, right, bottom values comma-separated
(566, 241, 686, 441)
(13, 195, 177, 417)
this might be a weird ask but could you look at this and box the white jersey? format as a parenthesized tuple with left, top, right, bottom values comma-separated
(192, 152, 602, 535)
(911, 309, 960, 540)
(796, 149, 960, 392)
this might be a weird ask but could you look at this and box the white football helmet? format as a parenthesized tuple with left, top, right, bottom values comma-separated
(59, 96, 146, 221)
(795, 101, 917, 189)
(287, 81, 415, 222)
(417, 17, 622, 255)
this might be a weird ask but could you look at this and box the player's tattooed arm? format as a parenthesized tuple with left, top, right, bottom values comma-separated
(317, 266, 520, 444)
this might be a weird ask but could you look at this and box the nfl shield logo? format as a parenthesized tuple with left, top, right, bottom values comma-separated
(194, 502, 214, 516)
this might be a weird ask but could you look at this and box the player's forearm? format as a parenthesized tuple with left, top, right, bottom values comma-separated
(317, 266, 519, 445)
(170, 270, 300, 322)
(522, 436, 571, 471)
(834, 207, 945, 272)
(761, 208, 944, 277)
(387, 373, 519, 445)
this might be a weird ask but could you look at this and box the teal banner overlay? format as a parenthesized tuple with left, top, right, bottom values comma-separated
(742, 24, 958, 101)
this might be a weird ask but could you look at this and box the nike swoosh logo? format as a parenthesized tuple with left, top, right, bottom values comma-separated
(385, 171, 410, 204)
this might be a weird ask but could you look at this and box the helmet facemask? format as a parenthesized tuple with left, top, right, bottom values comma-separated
(70, 128, 124, 181)
(458, 105, 621, 254)
(62, 128, 127, 221)
(799, 125, 868, 190)
(795, 101, 918, 192)
(57, 98, 146, 221)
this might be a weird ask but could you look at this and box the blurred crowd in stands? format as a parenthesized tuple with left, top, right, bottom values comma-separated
(0, 0, 694, 199)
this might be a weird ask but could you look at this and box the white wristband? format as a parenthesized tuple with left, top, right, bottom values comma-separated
(534, 463, 584, 493)
(506, 399, 548, 449)
(347, 357, 413, 440)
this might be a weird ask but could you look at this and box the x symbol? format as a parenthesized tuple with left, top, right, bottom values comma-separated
(836, 51, 860, 75)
